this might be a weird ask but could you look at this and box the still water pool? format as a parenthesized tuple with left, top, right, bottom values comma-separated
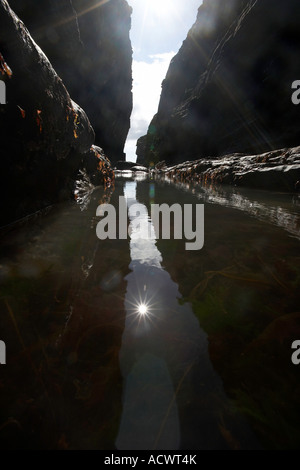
(0, 175, 299, 449)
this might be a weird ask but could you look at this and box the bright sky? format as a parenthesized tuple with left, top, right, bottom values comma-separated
(125, 0, 202, 162)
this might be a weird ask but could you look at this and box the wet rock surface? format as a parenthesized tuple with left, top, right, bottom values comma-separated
(130, 165, 148, 173)
(113, 160, 149, 174)
(0, 0, 98, 226)
(158, 146, 300, 192)
(81, 145, 115, 187)
(113, 160, 137, 171)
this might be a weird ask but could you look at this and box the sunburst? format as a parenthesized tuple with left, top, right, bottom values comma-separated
(137, 303, 148, 315)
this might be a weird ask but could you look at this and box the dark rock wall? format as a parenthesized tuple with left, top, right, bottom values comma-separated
(0, 0, 96, 225)
(0, 0, 132, 226)
(136, 134, 147, 166)
(8, 0, 133, 163)
(140, 0, 300, 165)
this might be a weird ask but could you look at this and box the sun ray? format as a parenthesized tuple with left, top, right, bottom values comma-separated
(34, 0, 111, 37)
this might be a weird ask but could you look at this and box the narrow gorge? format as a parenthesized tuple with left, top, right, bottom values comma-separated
(0, 0, 299, 452)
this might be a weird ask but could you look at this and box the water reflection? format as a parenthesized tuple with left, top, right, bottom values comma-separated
(1, 175, 297, 449)
(116, 180, 251, 450)
(163, 177, 300, 240)
(116, 180, 180, 449)
(201, 187, 300, 239)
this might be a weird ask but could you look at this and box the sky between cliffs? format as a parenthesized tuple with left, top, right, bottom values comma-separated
(124, 0, 202, 162)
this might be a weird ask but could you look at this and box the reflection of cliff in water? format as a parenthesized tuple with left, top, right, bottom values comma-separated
(116, 180, 259, 450)
(162, 177, 300, 240)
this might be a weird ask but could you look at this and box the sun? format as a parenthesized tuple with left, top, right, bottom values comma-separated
(138, 303, 148, 316)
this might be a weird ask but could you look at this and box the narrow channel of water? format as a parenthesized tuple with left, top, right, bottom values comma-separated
(0, 175, 299, 449)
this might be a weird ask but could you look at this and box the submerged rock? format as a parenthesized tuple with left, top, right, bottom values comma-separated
(160, 146, 300, 192)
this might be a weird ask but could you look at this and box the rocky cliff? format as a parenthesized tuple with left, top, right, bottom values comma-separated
(9, 0, 133, 163)
(157, 146, 300, 192)
(138, 0, 300, 166)
(0, 0, 132, 226)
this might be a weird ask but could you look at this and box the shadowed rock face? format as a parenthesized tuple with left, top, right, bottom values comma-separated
(0, 0, 97, 226)
(136, 135, 147, 166)
(139, 0, 300, 166)
(0, 0, 132, 226)
(8, 0, 133, 163)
